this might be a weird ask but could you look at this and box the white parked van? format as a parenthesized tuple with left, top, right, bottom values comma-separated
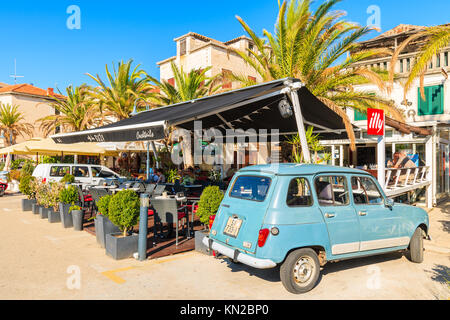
(32, 163, 122, 185)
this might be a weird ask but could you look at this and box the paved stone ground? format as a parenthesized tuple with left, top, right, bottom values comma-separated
(0, 193, 448, 300)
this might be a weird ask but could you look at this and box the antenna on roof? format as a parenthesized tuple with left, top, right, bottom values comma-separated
(9, 59, 24, 84)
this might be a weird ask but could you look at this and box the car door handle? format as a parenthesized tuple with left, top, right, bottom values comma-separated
(325, 213, 335, 219)
(358, 211, 367, 216)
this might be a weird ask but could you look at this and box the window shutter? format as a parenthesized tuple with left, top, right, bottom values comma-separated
(418, 85, 443, 115)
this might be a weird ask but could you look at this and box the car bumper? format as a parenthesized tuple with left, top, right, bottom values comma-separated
(202, 236, 277, 269)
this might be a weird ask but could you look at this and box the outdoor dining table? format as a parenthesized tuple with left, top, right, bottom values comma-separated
(110, 187, 141, 194)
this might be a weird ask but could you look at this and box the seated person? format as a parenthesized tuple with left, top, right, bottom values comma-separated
(393, 150, 416, 185)
(155, 169, 166, 184)
(182, 172, 194, 185)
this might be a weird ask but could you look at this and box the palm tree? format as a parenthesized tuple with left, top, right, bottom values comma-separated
(87, 59, 157, 120)
(389, 25, 450, 99)
(285, 126, 330, 163)
(37, 85, 101, 136)
(149, 62, 222, 105)
(0, 104, 34, 146)
(232, 0, 404, 151)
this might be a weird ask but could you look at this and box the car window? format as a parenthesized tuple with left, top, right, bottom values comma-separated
(50, 166, 70, 177)
(315, 176, 349, 206)
(72, 166, 89, 178)
(286, 177, 312, 207)
(230, 176, 271, 202)
(92, 166, 115, 178)
(351, 176, 384, 205)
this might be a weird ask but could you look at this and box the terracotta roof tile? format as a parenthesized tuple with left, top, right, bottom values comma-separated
(0, 83, 65, 99)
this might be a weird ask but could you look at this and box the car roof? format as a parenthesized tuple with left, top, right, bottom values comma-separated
(238, 163, 371, 176)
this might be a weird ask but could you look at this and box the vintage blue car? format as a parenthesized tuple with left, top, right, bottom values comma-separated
(203, 164, 430, 294)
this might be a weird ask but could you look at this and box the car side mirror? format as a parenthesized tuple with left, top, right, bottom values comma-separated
(384, 198, 394, 208)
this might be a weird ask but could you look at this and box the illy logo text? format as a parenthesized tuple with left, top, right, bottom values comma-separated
(367, 109, 384, 136)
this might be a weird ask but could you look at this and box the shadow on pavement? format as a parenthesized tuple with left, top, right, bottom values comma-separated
(425, 264, 450, 286)
(214, 251, 405, 285)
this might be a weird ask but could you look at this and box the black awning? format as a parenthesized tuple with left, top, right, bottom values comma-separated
(51, 78, 346, 144)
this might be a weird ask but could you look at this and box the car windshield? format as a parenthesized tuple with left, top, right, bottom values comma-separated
(229, 175, 271, 202)
(91, 166, 115, 178)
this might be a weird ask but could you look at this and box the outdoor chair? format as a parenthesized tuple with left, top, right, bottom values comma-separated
(132, 182, 145, 193)
(74, 184, 90, 219)
(152, 184, 166, 197)
(150, 198, 189, 246)
(144, 184, 156, 197)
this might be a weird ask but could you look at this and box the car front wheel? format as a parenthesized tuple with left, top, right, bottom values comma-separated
(408, 227, 424, 263)
(280, 248, 320, 294)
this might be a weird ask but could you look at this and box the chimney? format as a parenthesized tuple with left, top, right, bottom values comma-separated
(47, 88, 54, 96)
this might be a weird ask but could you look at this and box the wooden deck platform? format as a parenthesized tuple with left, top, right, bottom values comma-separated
(83, 212, 204, 260)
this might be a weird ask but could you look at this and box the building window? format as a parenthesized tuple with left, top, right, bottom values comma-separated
(248, 43, 254, 57)
(286, 177, 313, 207)
(445, 52, 449, 67)
(400, 59, 404, 73)
(406, 58, 411, 72)
(418, 85, 444, 116)
(180, 39, 186, 56)
(222, 69, 232, 89)
(383, 62, 388, 70)
(315, 176, 349, 206)
(436, 54, 441, 68)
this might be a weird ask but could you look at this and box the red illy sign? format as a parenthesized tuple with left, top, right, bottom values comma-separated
(367, 108, 385, 136)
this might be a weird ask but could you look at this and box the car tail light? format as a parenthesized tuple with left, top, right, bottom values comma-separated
(258, 229, 270, 247)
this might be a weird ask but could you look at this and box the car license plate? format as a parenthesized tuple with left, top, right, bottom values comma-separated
(223, 216, 243, 238)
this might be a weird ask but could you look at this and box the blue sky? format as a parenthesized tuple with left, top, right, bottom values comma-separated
(0, 0, 449, 91)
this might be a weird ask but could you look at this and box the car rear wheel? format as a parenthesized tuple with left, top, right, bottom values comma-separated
(280, 248, 320, 294)
(408, 227, 424, 263)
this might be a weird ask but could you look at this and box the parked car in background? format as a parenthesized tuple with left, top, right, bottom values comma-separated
(0, 171, 8, 197)
(32, 163, 122, 186)
(204, 164, 430, 294)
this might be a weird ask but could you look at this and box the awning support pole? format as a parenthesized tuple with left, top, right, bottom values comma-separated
(287, 83, 311, 163)
(146, 141, 150, 180)
(377, 135, 386, 189)
(150, 141, 159, 169)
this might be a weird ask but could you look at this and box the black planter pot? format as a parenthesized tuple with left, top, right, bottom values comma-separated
(95, 215, 121, 248)
(72, 210, 84, 231)
(59, 203, 73, 228)
(31, 203, 40, 215)
(21, 199, 35, 212)
(39, 207, 48, 219)
(47, 208, 61, 223)
(105, 232, 139, 260)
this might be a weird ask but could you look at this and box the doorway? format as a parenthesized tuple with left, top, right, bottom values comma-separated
(356, 146, 376, 167)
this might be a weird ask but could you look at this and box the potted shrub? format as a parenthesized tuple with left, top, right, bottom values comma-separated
(47, 182, 64, 223)
(105, 190, 140, 260)
(70, 204, 84, 231)
(194, 186, 224, 255)
(8, 169, 21, 193)
(19, 175, 36, 211)
(95, 194, 120, 248)
(36, 183, 50, 219)
(59, 185, 78, 228)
